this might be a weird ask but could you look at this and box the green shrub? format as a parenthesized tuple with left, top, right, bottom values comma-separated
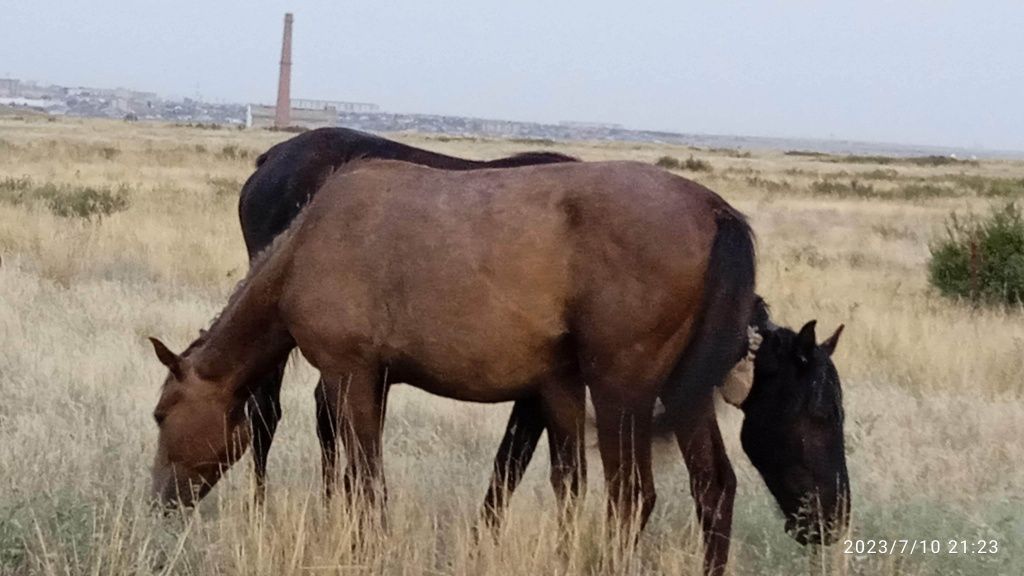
(860, 168, 900, 180)
(809, 179, 879, 199)
(745, 175, 791, 193)
(682, 155, 713, 172)
(509, 137, 554, 145)
(928, 203, 1024, 305)
(218, 144, 256, 161)
(707, 147, 751, 158)
(655, 155, 680, 169)
(0, 176, 130, 220)
(655, 155, 712, 172)
(821, 153, 979, 167)
(906, 155, 979, 167)
(46, 186, 130, 220)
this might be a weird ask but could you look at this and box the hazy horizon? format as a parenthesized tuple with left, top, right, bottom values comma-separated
(4, 1, 1023, 151)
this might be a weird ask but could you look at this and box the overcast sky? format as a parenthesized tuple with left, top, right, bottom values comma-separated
(4, 1, 1023, 151)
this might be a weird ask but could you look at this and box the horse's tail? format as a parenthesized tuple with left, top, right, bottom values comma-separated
(657, 208, 756, 431)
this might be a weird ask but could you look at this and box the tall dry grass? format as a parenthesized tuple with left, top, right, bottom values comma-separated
(1, 117, 1021, 575)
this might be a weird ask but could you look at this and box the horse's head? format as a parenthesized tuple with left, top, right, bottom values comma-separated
(147, 337, 250, 508)
(722, 301, 849, 545)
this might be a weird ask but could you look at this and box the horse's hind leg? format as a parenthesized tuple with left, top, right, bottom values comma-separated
(540, 379, 588, 537)
(590, 386, 657, 539)
(480, 397, 546, 531)
(247, 360, 286, 504)
(672, 394, 736, 576)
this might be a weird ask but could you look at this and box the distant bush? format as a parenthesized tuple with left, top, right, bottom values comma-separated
(509, 137, 555, 146)
(745, 175, 791, 193)
(707, 147, 751, 158)
(822, 153, 979, 167)
(266, 125, 308, 133)
(655, 155, 712, 172)
(207, 176, 242, 197)
(785, 150, 829, 157)
(97, 146, 120, 160)
(929, 203, 1024, 305)
(175, 122, 223, 130)
(859, 168, 901, 180)
(655, 155, 681, 169)
(46, 186, 130, 219)
(906, 155, 979, 167)
(0, 176, 130, 220)
(682, 155, 713, 171)
(217, 144, 256, 161)
(809, 179, 879, 199)
(431, 135, 479, 143)
(892, 183, 955, 200)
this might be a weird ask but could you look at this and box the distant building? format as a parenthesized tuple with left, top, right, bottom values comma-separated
(0, 78, 20, 97)
(246, 104, 335, 129)
(246, 99, 380, 129)
(291, 98, 379, 113)
(559, 120, 624, 130)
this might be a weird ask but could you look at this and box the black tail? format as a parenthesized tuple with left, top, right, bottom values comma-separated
(656, 210, 756, 432)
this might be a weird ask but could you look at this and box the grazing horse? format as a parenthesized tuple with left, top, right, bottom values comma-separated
(237, 127, 577, 502)
(149, 160, 849, 576)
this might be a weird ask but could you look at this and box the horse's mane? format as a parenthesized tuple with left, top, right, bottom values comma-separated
(184, 209, 308, 357)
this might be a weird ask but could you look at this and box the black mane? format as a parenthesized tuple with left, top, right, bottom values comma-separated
(238, 127, 577, 257)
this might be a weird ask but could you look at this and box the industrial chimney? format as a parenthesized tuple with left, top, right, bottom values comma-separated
(274, 13, 293, 129)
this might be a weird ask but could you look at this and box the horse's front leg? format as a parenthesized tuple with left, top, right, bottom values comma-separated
(673, 396, 736, 576)
(317, 367, 389, 520)
(246, 360, 287, 505)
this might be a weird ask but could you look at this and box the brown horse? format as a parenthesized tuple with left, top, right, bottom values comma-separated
(236, 127, 577, 503)
(150, 160, 848, 575)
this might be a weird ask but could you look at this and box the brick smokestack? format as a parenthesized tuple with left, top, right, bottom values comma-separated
(274, 13, 293, 129)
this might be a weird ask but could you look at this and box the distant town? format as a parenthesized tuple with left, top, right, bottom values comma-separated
(1, 77, 1019, 159)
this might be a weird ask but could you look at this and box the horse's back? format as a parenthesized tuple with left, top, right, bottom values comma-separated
(238, 128, 466, 256)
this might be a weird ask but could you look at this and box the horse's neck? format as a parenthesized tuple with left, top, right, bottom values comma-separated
(190, 270, 294, 393)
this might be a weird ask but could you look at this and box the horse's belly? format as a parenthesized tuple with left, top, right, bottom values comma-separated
(384, 327, 567, 403)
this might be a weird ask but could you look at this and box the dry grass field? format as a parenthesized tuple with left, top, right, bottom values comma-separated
(1, 116, 1022, 575)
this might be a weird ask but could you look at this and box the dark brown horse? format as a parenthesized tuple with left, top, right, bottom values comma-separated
(150, 160, 849, 575)
(237, 127, 577, 503)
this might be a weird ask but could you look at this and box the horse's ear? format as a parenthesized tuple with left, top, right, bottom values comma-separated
(795, 320, 817, 364)
(149, 337, 182, 379)
(820, 324, 845, 357)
